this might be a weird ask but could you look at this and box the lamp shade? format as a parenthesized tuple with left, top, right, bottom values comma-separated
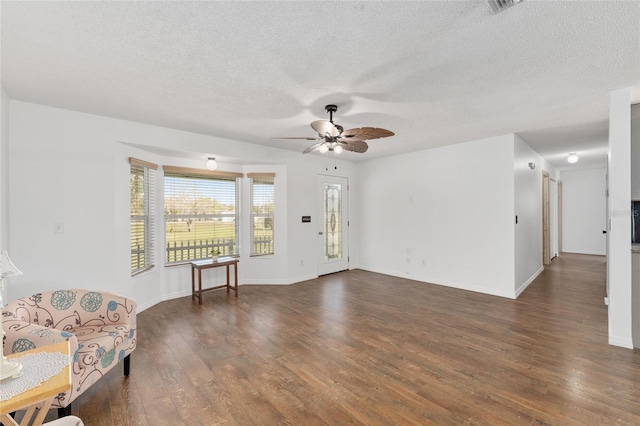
(333, 145, 344, 154)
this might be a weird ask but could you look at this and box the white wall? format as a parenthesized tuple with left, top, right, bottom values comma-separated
(560, 167, 607, 255)
(355, 134, 517, 298)
(513, 135, 545, 296)
(0, 86, 9, 251)
(7, 101, 359, 310)
(607, 88, 632, 348)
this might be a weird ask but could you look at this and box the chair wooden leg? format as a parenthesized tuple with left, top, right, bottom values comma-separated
(58, 404, 71, 418)
(124, 354, 131, 376)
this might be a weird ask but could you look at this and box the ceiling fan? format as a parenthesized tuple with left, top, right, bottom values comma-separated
(278, 104, 394, 154)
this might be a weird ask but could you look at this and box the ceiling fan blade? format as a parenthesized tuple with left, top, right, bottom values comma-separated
(303, 142, 325, 154)
(311, 120, 340, 137)
(339, 127, 394, 141)
(339, 141, 368, 153)
(274, 136, 320, 141)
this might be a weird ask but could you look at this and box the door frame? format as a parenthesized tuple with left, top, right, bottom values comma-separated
(558, 180, 563, 254)
(542, 171, 551, 265)
(549, 178, 558, 260)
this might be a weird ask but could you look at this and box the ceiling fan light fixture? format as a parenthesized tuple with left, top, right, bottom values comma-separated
(206, 157, 217, 170)
(567, 153, 579, 164)
(278, 104, 394, 155)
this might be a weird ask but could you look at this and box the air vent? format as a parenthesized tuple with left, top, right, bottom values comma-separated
(488, 0, 524, 14)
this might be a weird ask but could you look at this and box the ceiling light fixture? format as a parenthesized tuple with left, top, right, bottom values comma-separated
(206, 157, 217, 171)
(333, 144, 344, 154)
(318, 144, 329, 154)
(567, 153, 579, 164)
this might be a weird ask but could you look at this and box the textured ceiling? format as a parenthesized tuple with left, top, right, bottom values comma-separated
(2, 1, 639, 168)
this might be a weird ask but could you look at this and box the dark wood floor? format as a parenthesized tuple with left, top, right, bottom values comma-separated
(56, 253, 640, 425)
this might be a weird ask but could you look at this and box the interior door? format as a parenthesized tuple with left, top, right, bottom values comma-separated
(317, 175, 349, 275)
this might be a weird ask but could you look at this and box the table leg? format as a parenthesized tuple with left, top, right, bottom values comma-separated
(191, 265, 195, 301)
(198, 268, 203, 305)
(32, 398, 55, 425)
(0, 413, 17, 426)
(226, 265, 230, 294)
(234, 262, 239, 297)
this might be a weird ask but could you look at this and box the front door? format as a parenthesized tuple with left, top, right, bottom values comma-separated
(317, 175, 349, 275)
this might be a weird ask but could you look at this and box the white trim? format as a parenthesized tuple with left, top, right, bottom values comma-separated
(358, 265, 517, 299)
(562, 249, 607, 256)
(609, 335, 634, 349)
(136, 295, 165, 313)
(241, 273, 317, 286)
(515, 266, 544, 298)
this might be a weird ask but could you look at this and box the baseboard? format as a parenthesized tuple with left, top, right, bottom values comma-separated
(562, 249, 607, 256)
(609, 335, 634, 349)
(136, 274, 320, 312)
(136, 295, 166, 313)
(358, 265, 516, 299)
(241, 279, 290, 285)
(137, 290, 192, 313)
(241, 274, 317, 285)
(514, 266, 544, 298)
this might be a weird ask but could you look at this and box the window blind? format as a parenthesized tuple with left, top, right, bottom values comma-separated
(164, 168, 241, 263)
(130, 158, 157, 275)
(249, 174, 275, 256)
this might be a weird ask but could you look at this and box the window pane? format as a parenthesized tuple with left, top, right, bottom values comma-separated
(164, 171, 240, 263)
(324, 183, 342, 260)
(250, 176, 274, 256)
(130, 164, 155, 273)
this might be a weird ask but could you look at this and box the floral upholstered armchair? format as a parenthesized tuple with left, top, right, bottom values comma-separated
(2, 289, 136, 417)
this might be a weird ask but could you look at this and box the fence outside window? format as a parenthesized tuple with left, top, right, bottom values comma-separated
(165, 236, 273, 263)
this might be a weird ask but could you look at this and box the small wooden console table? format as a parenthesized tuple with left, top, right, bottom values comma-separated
(191, 257, 239, 304)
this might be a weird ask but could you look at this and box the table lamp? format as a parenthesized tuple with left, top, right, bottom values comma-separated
(0, 251, 23, 380)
